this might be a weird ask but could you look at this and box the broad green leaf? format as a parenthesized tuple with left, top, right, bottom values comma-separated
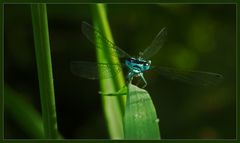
(124, 83, 161, 139)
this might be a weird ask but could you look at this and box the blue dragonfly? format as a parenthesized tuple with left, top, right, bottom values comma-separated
(71, 22, 223, 88)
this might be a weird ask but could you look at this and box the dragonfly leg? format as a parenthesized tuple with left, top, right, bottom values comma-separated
(139, 73, 147, 88)
(127, 71, 134, 84)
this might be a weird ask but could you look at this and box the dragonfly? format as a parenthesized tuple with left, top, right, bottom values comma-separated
(71, 22, 223, 88)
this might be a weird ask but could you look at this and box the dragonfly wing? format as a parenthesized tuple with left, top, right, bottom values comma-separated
(141, 27, 167, 60)
(81, 22, 131, 58)
(70, 61, 122, 80)
(152, 66, 223, 87)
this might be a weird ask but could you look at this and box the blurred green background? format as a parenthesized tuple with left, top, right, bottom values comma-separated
(4, 4, 236, 139)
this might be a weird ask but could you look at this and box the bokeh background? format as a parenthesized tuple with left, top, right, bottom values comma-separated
(4, 4, 236, 139)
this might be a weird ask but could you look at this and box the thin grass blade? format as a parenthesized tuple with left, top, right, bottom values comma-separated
(92, 4, 126, 139)
(31, 4, 58, 139)
(0, 4, 3, 139)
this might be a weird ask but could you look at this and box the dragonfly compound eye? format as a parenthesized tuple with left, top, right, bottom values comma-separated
(149, 60, 152, 64)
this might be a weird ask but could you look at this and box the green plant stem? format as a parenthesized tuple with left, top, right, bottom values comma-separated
(31, 4, 58, 139)
(92, 4, 126, 139)
(0, 4, 3, 140)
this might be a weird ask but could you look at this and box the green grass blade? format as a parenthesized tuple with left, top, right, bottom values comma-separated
(124, 83, 161, 139)
(92, 4, 126, 139)
(31, 4, 58, 139)
(0, 4, 3, 140)
(4, 86, 44, 139)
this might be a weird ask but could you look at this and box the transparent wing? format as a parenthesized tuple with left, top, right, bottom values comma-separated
(152, 66, 223, 86)
(81, 22, 131, 58)
(140, 27, 167, 60)
(70, 61, 122, 80)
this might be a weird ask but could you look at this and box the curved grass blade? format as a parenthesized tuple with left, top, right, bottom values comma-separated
(153, 66, 223, 86)
(82, 21, 131, 58)
(5, 86, 44, 138)
(70, 61, 122, 80)
(100, 85, 128, 96)
(124, 83, 160, 139)
(140, 27, 167, 60)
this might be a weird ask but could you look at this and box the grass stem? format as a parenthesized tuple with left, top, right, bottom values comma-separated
(92, 4, 126, 139)
(31, 4, 58, 139)
(0, 4, 3, 140)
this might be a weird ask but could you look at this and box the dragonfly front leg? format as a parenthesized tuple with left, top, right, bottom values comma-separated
(127, 71, 134, 84)
(127, 71, 147, 88)
(139, 72, 147, 88)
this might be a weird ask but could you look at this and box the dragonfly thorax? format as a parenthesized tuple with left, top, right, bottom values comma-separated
(125, 57, 151, 74)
